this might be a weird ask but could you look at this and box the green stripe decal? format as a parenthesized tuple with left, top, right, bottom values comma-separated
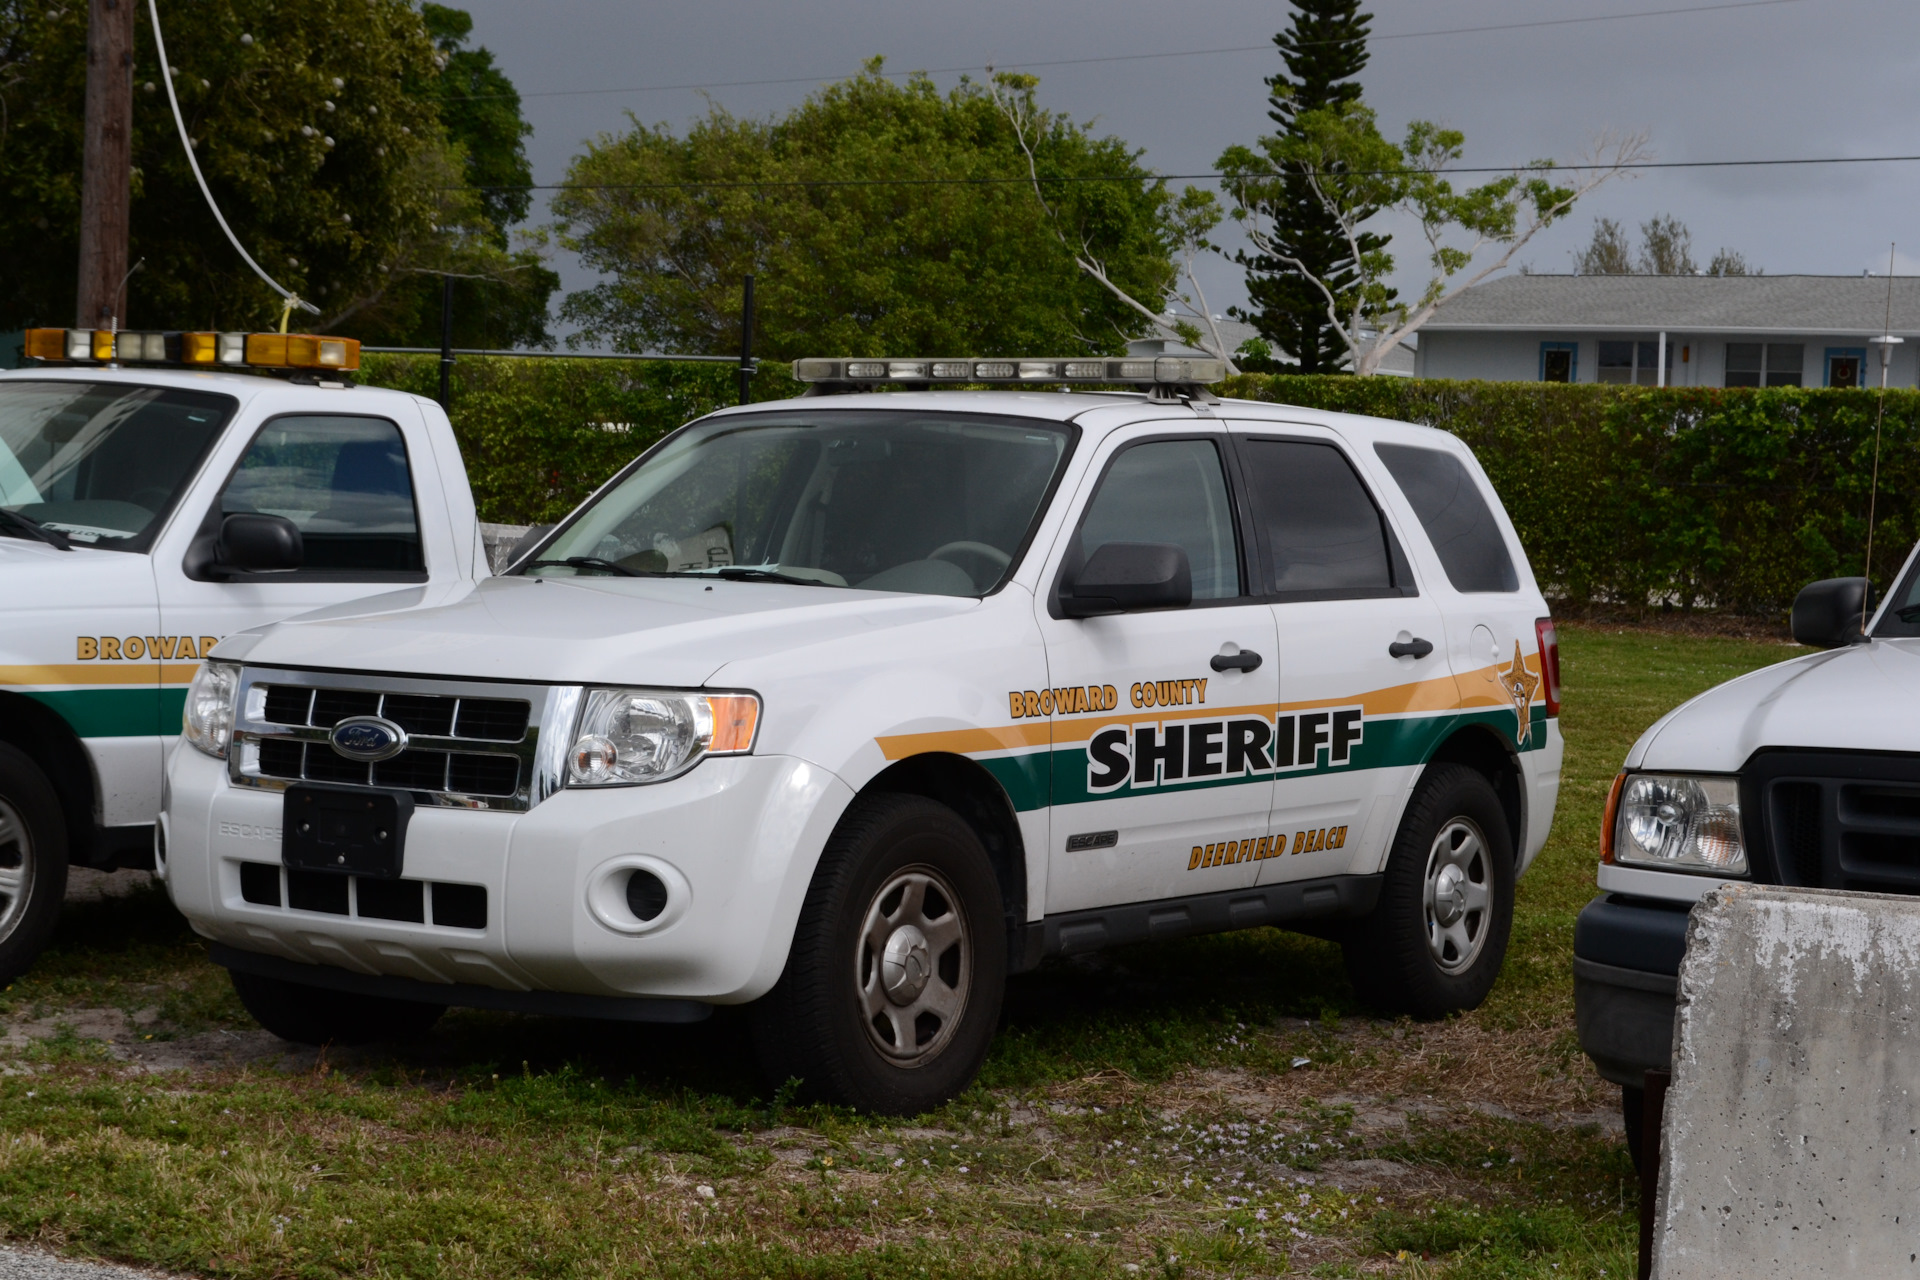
(980, 707, 1548, 813)
(24, 687, 183, 738)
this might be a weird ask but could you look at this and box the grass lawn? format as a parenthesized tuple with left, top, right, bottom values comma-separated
(0, 624, 1804, 1279)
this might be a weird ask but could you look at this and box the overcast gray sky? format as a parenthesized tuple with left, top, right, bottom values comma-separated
(457, 0, 1920, 345)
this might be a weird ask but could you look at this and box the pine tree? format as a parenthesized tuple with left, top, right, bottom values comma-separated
(1231, 1, 1387, 373)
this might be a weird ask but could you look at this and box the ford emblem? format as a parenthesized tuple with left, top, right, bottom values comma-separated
(329, 715, 409, 762)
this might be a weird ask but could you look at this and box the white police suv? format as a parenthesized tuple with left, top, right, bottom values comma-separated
(163, 356, 1563, 1113)
(1576, 571, 1920, 1165)
(0, 328, 488, 982)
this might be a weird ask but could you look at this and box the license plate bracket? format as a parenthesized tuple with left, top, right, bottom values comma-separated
(282, 784, 413, 879)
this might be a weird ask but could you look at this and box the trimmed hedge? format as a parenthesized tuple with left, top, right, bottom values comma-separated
(361, 355, 1920, 615)
(359, 353, 793, 527)
(1222, 376, 1920, 614)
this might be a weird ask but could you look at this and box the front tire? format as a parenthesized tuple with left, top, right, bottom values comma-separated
(1343, 763, 1515, 1019)
(0, 743, 69, 985)
(750, 794, 1006, 1114)
(229, 969, 445, 1045)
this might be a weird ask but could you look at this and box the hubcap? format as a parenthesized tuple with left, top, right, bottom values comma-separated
(881, 924, 932, 1004)
(1422, 818, 1491, 975)
(856, 867, 970, 1065)
(0, 798, 36, 945)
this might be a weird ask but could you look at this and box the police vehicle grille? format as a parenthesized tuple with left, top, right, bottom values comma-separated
(1748, 752, 1920, 893)
(262, 685, 529, 741)
(233, 672, 553, 811)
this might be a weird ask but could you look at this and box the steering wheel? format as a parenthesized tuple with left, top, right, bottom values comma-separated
(928, 540, 1011, 571)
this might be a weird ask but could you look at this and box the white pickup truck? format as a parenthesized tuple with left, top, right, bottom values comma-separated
(0, 336, 494, 980)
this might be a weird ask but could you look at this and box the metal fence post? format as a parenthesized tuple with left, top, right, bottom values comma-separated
(738, 274, 755, 406)
(438, 275, 455, 410)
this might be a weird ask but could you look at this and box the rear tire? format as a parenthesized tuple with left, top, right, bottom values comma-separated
(750, 793, 1006, 1114)
(229, 969, 445, 1045)
(1342, 763, 1515, 1019)
(0, 743, 69, 985)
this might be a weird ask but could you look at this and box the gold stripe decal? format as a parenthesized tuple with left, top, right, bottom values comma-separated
(0, 662, 202, 687)
(874, 654, 1544, 761)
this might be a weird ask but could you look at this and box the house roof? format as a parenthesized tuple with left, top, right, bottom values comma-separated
(1423, 274, 1920, 336)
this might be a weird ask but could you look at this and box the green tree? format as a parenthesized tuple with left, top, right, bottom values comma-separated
(1220, 103, 1646, 374)
(1226, 1, 1385, 374)
(339, 3, 556, 348)
(551, 64, 1178, 359)
(0, 0, 547, 341)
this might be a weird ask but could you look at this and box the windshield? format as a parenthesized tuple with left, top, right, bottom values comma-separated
(0, 381, 236, 551)
(526, 410, 1074, 596)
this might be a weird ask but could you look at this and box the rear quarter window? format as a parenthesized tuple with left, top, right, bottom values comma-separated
(1373, 443, 1519, 593)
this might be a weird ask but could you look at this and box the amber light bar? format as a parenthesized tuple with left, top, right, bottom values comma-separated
(22, 328, 360, 373)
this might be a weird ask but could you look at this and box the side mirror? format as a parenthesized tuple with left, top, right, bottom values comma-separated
(218, 513, 303, 573)
(1791, 576, 1873, 648)
(1062, 542, 1192, 618)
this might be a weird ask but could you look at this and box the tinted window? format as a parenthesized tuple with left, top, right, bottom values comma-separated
(1077, 439, 1240, 600)
(221, 416, 422, 571)
(1374, 443, 1518, 593)
(1240, 439, 1390, 594)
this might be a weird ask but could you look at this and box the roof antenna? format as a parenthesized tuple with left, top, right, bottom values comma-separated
(1862, 242, 1900, 637)
(146, 0, 319, 322)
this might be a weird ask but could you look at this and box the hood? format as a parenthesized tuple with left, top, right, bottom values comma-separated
(1632, 638, 1920, 772)
(230, 573, 979, 687)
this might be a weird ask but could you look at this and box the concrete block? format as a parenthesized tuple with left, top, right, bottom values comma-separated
(1654, 883, 1920, 1277)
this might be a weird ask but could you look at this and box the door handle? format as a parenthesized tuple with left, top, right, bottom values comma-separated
(1388, 637, 1435, 659)
(1210, 649, 1263, 672)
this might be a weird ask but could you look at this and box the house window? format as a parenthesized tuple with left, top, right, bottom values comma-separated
(1826, 348, 1867, 389)
(1726, 343, 1803, 388)
(1598, 340, 1675, 386)
(1540, 342, 1577, 382)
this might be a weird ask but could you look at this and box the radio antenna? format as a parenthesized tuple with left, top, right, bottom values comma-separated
(1862, 242, 1898, 636)
(146, 0, 319, 319)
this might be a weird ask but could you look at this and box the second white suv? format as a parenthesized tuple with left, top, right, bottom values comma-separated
(162, 359, 1562, 1113)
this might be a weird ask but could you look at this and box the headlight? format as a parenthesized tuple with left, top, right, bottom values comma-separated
(567, 688, 759, 786)
(1613, 773, 1747, 875)
(183, 661, 241, 759)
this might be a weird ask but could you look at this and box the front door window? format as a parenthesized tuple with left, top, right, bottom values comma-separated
(219, 416, 424, 572)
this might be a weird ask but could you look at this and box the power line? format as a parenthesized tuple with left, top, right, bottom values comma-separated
(447, 0, 1815, 103)
(469, 152, 1920, 195)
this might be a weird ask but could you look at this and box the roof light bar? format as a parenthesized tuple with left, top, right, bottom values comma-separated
(21, 328, 361, 373)
(792, 356, 1225, 386)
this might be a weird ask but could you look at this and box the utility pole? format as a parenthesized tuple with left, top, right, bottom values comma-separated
(76, 0, 137, 330)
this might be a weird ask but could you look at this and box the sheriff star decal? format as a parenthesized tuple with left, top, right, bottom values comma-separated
(1499, 641, 1541, 745)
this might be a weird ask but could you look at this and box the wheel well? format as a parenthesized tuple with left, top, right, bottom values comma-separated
(1426, 726, 1523, 858)
(862, 753, 1027, 935)
(0, 689, 99, 865)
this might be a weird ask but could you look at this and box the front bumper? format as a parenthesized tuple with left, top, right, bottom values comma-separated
(1572, 893, 1691, 1088)
(164, 745, 855, 1005)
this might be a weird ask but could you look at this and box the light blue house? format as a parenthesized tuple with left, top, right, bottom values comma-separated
(1416, 274, 1919, 389)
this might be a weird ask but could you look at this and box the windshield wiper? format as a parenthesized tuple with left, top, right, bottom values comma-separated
(0, 508, 72, 551)
(708, 566, 832, 586)
(520, 556, 651, 577)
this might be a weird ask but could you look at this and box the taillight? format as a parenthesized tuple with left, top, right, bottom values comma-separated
(1601, 771, 1626, 863)
(1535, 616, 1562, 716)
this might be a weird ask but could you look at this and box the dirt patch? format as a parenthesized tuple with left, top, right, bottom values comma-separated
(62, 869, 156, 905)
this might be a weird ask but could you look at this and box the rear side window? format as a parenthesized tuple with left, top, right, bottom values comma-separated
(220, 416, 423, 571)
(1239, 439, 1392, 594)
(1374, 443, 1518, 593)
